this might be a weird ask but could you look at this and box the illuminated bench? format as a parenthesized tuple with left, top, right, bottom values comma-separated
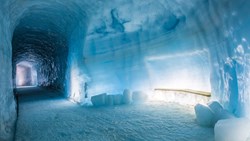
(153, 88, 211, 105)
(154, 88, 211, 97)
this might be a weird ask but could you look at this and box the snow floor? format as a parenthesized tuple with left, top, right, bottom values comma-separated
(15, 87, 214, 141)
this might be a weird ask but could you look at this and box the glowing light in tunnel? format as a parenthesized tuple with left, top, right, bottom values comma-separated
(144, 49, 211, 105)
(70, 68, 82, 102)
(16, 61, 37, 87)
(69, 66, 90, 103)
(145, 49, 211, 92)
(150, 90, 209, 105)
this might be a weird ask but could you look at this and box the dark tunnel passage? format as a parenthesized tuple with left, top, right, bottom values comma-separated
(12, 17, 68, 89)
(11, 4, 87, 92)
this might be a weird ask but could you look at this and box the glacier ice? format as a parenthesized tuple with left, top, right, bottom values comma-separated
(91, 93, 107, 107)
(122, 89, 132, 104)
(195, 104, 215, 127)
(105, 95, 114, 106)
(132, 91, 148, 103)
(1, 0, 250, 140)
(113, 94, 123, 105)
(91, 91, 142, 107)
(208, 101, 235, 125)
(195, 101, 236, 127)
(208, 101, 224, 115)
(215, 118, 250, 141)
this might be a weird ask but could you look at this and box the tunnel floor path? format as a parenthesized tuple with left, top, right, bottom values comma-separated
(15, 87, 214, 141)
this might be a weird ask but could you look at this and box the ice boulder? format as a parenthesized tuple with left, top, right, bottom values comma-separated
(113, 94, 123, 105)
(91, 93, 107, 107)
(132, 91, 148, 103)
(215, 118, 250, 141)
(105, 95, 114, 106)
(208, 101, 223, 114)
(122, 89, 132, 104)
(194, 104, 215, 127)
(214, 109, 235, 124)
(208, 101, 235, 125)
(218, 109, 235, 119)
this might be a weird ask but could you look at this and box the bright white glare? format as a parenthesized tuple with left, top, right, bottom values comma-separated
(16, 61, 37, 87)
(146, 49, 208, 61)
(149, 90, 209, 105)
(70, 68, 82, 102)
(144, 50, 211, 92)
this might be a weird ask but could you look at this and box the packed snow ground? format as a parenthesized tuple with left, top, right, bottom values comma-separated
(15, 87, 214, 141)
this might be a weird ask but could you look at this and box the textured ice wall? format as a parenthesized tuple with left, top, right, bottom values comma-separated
(12, 21, 69, 89)
(82, 0, 250, 118)
(169, 0, 250, 117)
(83, 0, 212, 96)
(10, 0, 97, 94)
(1, 1, 250, 140)
(0, 1, 16, 141)
(205, 0, 250, 117)
(2, 0, 97, 140)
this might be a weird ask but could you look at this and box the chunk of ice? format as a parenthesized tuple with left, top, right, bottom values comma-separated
(208, 101, 235, 125)
(122, 89, 132, 104)
(215, 118, 250, 141)
(105, 95, 114, 106)
(113, 94, 123, 105)
(208, 101, 223, 114)
(194, 104, 214, 127)
(91, 93, 107, 107)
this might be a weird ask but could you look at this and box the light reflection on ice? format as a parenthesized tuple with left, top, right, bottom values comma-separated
(150, 90, 209, 106)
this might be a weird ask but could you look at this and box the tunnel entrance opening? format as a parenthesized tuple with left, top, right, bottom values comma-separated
(11, 13, 70, 92)
(11, 3, 88, 99)
(16, 61, 37, 88)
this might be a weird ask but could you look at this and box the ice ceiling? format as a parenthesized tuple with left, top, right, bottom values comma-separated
(3, 0, 250, 117)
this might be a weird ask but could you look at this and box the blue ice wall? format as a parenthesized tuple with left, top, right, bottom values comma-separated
(82, 0, 250, 118)
(66, 23, 89, 102)
(204, 0, 250, 117)
(2, 1, 250, 140)
(83, 0, 211, 97)
(11, 1, 94, 93)
(0, 1, 16, 141)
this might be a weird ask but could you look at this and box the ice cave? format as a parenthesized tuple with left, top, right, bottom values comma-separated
(1, 0, 250, 141)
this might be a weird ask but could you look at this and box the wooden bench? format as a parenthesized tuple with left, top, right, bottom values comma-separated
(154, 88, 211, 97)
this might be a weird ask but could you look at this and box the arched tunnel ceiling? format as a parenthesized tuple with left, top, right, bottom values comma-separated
(12, 29, 65, 65)
(11, 0, 95, 88)
(10, 0, 212, 89)
(12, 1, 89, 64)
(10, 0, 201, 70)
(10, 0, 228, 95)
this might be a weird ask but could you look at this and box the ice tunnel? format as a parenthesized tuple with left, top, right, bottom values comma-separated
(1, 0, 250, 140)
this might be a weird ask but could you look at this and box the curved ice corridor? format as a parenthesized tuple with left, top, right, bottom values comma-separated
(1, 0, 250, 141)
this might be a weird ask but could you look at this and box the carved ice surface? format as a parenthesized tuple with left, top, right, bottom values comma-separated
(1, 0, 250, 140)
(215, 118, 250, 141)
